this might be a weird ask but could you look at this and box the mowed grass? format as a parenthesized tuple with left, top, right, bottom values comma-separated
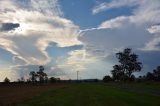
(104, 82, 160, 89)
(16, 83, 160, 106)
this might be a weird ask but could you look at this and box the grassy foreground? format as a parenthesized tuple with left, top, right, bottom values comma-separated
(17, 83, 160, 106)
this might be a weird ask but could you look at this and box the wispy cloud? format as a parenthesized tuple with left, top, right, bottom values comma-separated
(92, 0, 139, 14)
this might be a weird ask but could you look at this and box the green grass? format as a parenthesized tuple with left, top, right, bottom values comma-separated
(102, 82, 160, 90)
(17, 83, 160, 106)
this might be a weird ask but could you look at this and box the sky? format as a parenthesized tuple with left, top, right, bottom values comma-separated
(0, 0, 160, 81)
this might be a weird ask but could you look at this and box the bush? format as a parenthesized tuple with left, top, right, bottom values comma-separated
(3, 77, 10, 83)
(103, 75, 112, 82)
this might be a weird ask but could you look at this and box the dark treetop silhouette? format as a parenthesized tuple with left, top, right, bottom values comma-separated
(29, 66, 47, 83)
(111, 48, 142, 81)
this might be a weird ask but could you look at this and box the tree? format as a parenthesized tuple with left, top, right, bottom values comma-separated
(37, 66, 47, 83)
(29, 71, 37, 83)
(130, 75, 136, 81)
(103, 75, 112, 82)
(39, 65, 44, 72)
(49, 77, 57, 83)
(111, 65, 124, 81)
(152, 66, 160, 81)
(3, 77, 10, 83)
(137, 75, 146, 82)
(111, 48, 142, 81)
(17, 77, 25, 83)
(146, 72, 155, 81)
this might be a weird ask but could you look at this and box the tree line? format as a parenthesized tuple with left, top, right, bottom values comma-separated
(3, 48, 160, 83)
(3, 66, 60, 84)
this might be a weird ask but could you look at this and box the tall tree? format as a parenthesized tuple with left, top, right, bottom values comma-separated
(153, 66, 160, 81)
(111, 48, 142, 81)
(29, 71, 37, 83)
(111, 65, 124, 81)
(146, 72, 155, 81)
(37, 66, 47, 83)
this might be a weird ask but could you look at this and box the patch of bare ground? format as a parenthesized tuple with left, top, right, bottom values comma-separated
(0, 83, 70, 106)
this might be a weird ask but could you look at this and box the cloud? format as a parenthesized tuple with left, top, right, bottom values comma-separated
(0, 0, 83, 80)
(13, 0, 63, 16)
(0, 68, 18, 81)
(0, 23, 20, 31)
(98, 16, 129, 29)
(11, 64, 66, 80)
(92, 0, 139, 14)
(92, 0, 160, 25)
(1, 0, 160, 81)
(147, 24, 160, 34)
(79, 0, 160, 77)
(0, 0, 81, 65)
(53, 49, 111, 79)
(142, 37, 160, 51)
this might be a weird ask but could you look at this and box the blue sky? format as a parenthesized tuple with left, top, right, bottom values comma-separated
(60, 0, 134, 29)
(0, 0, 160, 81)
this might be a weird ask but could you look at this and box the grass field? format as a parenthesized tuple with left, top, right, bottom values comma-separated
(16, 83, 160, 106)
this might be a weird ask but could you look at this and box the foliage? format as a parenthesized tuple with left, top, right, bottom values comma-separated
(36, 66, 48, 83)
(111, 48, 142, 81)
(153, 66, 160, 81)
(3, 77, 10, 83)
(146, 72, 155, 81)
(17, 77, 25, 83)
(49, 77, 57, 83)
(29, 71, 38, 83)
(103, 75, 112, 82)
(29, 65, 48, 83)
(144, 66, 160, 81)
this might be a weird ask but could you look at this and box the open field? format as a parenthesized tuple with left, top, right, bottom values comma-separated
(0, 83, 70, 106)
(15, 82, 160, 106)
(1, 82, 160, 106)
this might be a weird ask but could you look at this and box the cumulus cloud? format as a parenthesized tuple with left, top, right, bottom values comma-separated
(147, 24, 160, 34)
(0, 0, 81, 64)
(0, 0, 82, 80)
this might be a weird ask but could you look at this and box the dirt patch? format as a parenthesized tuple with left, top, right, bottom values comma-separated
(0, 83, 70, 106)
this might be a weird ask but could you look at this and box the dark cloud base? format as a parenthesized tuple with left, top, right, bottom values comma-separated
(0, 23, 20, 31)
